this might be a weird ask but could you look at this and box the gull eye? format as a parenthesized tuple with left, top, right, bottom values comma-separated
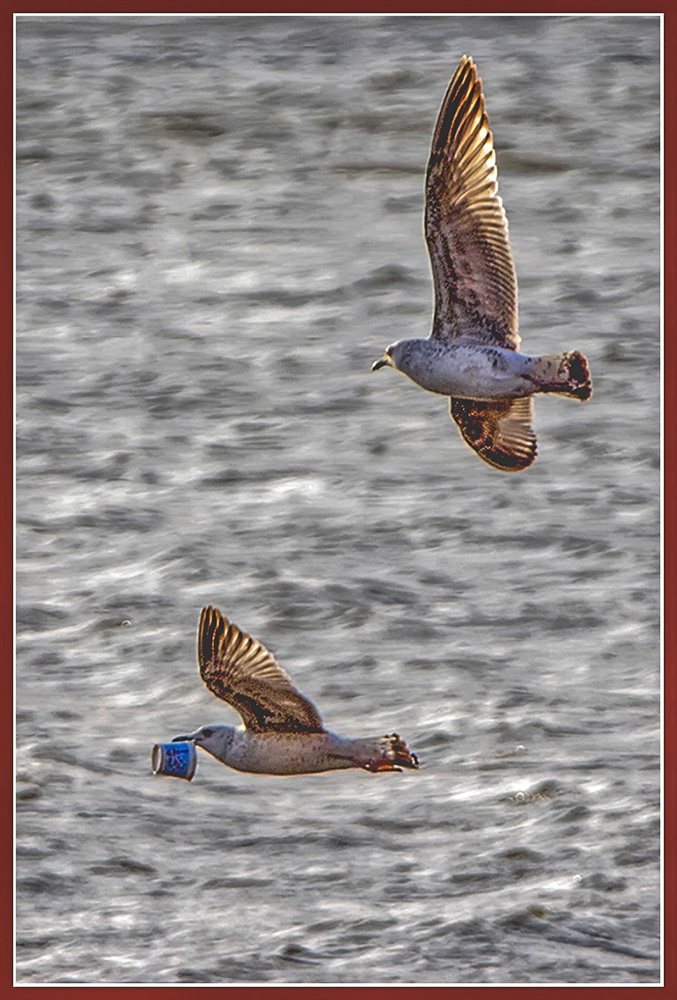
(202, 727, 214, 738)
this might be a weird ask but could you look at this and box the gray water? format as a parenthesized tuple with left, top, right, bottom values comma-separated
(15, 14, 661, 985)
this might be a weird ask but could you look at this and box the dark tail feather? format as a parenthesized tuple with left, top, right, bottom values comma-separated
(532, 350, 592, 401)
(358, 733, 419, 773)
(561, 350, 592, 400)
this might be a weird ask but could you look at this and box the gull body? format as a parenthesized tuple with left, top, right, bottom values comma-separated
(375, 338, 590, 402)
(377, 339, 536, 400)
(371, 56, 592, 472)
(173, 724, 413, 776)
(169, 605, 419, 777)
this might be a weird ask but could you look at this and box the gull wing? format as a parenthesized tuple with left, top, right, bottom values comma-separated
(450, 396, 537, 472)
(197, 605, 325, 734)
(425, 56, 520, 349)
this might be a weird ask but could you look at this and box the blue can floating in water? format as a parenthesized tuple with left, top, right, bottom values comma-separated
(152, 741, 197, 781)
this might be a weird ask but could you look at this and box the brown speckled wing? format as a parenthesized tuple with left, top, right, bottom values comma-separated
(425, 56, 519, 349)
(198, 605, 324, 734)
(450, 397, 537, 472)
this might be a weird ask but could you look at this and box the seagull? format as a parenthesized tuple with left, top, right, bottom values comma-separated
(171, 605, 419, 776)
(371, 56, 592, 472)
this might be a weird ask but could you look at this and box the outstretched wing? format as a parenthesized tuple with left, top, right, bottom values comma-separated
(425, 56, 519, 349)
(450, 397, 537, 472)
(197, 606, 324, 734)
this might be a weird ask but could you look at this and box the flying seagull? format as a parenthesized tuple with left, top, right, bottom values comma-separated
(171, 605, 419, 776)
(371, 56, 592, 472)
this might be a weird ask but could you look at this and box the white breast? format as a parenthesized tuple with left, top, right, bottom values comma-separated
(402, 342, 534, 400)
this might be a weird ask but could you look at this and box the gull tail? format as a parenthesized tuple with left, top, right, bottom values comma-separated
(531, 350, 592, 401)
(354, 733, 419, 773)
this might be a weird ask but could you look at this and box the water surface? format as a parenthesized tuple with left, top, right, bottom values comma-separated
(16, 14, 660, 985)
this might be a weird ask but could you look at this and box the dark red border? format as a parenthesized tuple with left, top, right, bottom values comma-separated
(10, 3, 669, 996)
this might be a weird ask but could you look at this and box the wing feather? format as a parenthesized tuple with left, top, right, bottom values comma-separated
(197, 605, 324, 734)
(450, 396, 537, 471)
(425, 56, 519, 349)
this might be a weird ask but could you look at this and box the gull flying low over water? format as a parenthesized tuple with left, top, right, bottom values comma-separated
(172, 605, 419, 776)
(372, 56, 592, 472)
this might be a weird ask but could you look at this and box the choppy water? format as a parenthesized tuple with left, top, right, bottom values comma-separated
(15, 14, 661, 985)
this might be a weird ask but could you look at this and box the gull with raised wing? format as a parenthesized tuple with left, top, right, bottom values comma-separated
(171, 605, 419, 776)
(372, 56, 592, 472)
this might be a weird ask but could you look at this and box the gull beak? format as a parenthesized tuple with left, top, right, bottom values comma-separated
(172, 734, 197, 743)
(371, 356, 391, 372)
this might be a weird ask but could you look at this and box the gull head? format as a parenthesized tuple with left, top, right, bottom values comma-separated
(371, 340, 418, 374)
(173, 724, 235, 761)
(371, 342, 399, 372)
